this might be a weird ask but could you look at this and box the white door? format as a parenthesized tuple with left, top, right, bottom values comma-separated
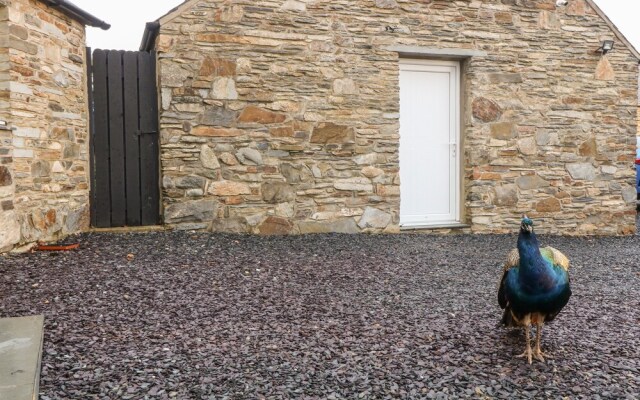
(399, 59, 460, 227)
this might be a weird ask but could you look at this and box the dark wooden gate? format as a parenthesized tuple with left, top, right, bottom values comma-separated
(88, 49, 161, 228)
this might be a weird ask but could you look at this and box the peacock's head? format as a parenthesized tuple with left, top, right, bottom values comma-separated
(520, 215, 534, 234)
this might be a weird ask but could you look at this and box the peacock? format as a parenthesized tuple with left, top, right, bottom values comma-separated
(498, 216, 572, 364)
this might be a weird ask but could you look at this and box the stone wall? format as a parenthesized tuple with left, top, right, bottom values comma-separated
(0, 0, 89, 251)
(0, 4, 18, 249)
(155, 0, 638, 235)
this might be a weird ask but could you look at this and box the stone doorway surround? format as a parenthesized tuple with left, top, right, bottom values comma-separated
(385, 46, 486, 230)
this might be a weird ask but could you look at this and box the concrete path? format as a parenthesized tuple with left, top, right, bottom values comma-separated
(0, 315, 44, 400)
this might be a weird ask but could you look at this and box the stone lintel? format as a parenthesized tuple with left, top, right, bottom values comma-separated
(383, 45, 487, 59)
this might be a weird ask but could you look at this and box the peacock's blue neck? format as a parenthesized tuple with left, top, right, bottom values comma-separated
(509, 228, 571, 308)
(517, 230, 547, 274)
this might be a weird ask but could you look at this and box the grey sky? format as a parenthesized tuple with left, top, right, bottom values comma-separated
(74, 0, 639, 52)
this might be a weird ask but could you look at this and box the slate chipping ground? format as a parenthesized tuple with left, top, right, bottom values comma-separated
(1, 230, 639, 399)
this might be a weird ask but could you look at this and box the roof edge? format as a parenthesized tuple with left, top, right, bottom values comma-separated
(40, 0, 110, 30)
(158, 0, 198, 26)
(139, 0, 639, 61)
(139, 0, 198, 52)
(585, 0, 640, 61)
(140, 21, 160, 52)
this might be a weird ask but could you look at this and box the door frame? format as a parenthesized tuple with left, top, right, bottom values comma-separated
(398, 58, 462, 228)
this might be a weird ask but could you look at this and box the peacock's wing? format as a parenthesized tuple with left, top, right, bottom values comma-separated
(540, 246, 571, 323)
(540, 247, 570, 271)
(498, 248, 519, 309)
(504, 248, 520, 271)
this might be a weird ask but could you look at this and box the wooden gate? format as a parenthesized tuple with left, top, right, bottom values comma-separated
(88, 49, 161, 228)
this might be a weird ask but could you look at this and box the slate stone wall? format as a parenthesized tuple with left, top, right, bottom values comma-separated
(155, 0, 638, 235)
(0, 0, 89, 251)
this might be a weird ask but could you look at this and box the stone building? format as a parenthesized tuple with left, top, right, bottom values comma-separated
(142, 0, 640, 235)
(0, 0, 108, 251)
(139, 0, 639, 236)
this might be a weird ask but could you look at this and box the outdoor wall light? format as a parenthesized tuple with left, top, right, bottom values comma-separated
(597, 40, 615, 55)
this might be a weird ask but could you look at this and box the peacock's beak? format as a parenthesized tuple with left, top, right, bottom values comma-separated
(521, 214, 533, 233)
(521, 223, 533, 233)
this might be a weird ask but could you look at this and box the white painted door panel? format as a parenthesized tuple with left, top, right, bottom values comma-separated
(399, 60, 460, 227)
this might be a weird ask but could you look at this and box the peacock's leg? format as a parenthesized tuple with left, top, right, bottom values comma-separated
(533, 319, 553, 361)
(515, 314, 533, 364)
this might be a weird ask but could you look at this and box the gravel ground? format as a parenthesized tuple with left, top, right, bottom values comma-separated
(1, 231, 639, 399)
